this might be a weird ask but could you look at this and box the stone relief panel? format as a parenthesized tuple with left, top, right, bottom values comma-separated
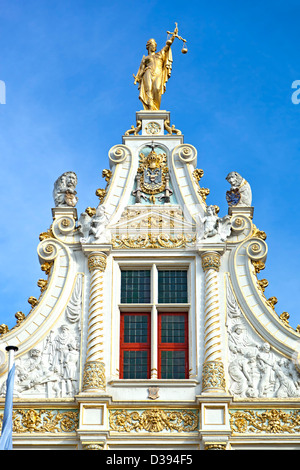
(0, 275, 83, 399)
(226, 280, 300, 398)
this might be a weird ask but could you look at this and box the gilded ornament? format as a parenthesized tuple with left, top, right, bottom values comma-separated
(28, 296, 38, 308)
(95, 188, 106, 204)
(0, 324, 9, 335)
(280, 311, 291, 327)
(205, 443, 227, 450)
(15, 311, 26, 326)
(109, 408, 198, 433)
(267, 296, 278, 310)
(37, 278, 48, 293)
(252, 260, 265, 274)
(202, 361, 226, 392)
(83, 443, 104, 450)
(145, 121, 161, 135)
(124, 120, 142, 136)
(201, 252, 221, 272)
(85, 207, 96, 217)
(230, 409, 300, 434)
(193, 168, 204, 182)
(0, 409, 79, 434)
(164, 119, 181, 135)
(39, 229, 54, 241)
(137, 146, 168, 202)
(257, 278, 268, 293)
(192, 169, 210, 202)
(102, 169, 112, 184)
(87, 253, 107, 273)
(95, 169, 113, 204)
(41, 261, 53, 276)
(252, 225, 267, 240)
(111, 233, 195, 249)
(133, 23, 187, 110)
(82, 361, 106, 391)
(61, 218, 71, 227)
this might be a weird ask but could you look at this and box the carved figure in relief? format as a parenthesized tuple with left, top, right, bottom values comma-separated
(256, 342, 275, 396)
(81, 204, 110, 244)
(226, 282, 300, 398)
(274, 359, 299, 398)
(0, 281, 82, 399)
(50, 325, 76, 376)
(53, 171, 78, 207)
(226, 171, 252, 207)
(196, 205, 232, 243)
(78, 211, 92, 240)
(63, 343, 79, 396)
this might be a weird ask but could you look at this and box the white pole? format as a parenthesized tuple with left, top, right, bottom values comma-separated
(6, 346, 18, 372)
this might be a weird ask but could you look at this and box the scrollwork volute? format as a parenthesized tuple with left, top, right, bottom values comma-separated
(246, 238, 268, 262)
(173, 144, 197, 164)
(37, 238, 62, 263)
(108, 144, 131, 164)
(52, 215, 77, 239)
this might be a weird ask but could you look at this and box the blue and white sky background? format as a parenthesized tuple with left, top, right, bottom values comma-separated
(0, 0, 299, 329)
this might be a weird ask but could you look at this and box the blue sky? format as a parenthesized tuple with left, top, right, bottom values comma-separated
(0, 0, 299, 330)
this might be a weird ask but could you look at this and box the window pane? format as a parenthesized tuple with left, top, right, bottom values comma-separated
(160, 315, 186, 343)
(158, 270, 187, 303)
(121, 270, 151, 303)
(160, 350, 186, 379)
(122, 350, 149, 379)
(123, 314, 149, 343)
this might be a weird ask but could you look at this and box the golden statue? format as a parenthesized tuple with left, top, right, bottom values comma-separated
(134, 23, 187, 111)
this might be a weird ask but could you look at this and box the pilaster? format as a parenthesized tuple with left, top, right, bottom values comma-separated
(81, 246, 111, 393)
(198, 245, 226, 394)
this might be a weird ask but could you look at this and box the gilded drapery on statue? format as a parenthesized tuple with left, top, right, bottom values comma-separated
(134, 23, 187, 110)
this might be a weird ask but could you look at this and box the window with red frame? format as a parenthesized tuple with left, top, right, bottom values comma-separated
(158, 313, 189, 379)
(120, 313, 151, 379)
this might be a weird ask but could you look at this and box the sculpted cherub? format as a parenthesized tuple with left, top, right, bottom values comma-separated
(80, 204, 110, 244)
(53, 171, 78, 208)
(197, 205, 232, 242)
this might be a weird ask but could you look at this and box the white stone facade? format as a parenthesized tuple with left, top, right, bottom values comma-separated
(1, 110, 300, 450)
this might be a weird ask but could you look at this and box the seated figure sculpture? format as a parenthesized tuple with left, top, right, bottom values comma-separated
(226, 171, 252, 207)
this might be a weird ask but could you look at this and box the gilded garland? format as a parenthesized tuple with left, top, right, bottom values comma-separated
(109, 408, 198, 433)
(230, 409, 300, 434)
(112, 233, 196, 249)
(0, 409, 78, 434)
